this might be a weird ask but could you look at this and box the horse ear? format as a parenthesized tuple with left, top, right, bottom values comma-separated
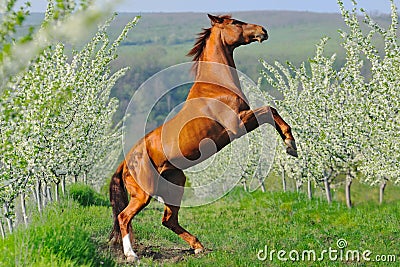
(208, 14, 223, 25)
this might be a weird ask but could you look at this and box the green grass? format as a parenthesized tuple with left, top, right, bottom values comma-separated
(0, 201, 114, 266)
(1, 186, 398, 266)
(68, 183, 109, 207)
(136, 189, 399, 266)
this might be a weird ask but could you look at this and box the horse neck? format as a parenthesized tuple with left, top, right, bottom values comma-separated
(195, 32, 241, 91)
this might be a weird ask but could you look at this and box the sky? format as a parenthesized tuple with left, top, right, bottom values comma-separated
(21, 0, 399, 14)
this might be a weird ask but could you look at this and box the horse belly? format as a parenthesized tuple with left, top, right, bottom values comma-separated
(148, 114, 234, 172)
(174, 119, 231, 168)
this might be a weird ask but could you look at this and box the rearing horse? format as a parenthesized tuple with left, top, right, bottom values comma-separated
(110, 14, 297, 262)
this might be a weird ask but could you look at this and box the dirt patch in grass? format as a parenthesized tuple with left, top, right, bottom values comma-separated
(108, 242, 210, 265)
(139, 245, 194, 263)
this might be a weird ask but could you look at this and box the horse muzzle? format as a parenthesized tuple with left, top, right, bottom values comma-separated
(253, 28, 268, 43)
(255, 34, 268, 43)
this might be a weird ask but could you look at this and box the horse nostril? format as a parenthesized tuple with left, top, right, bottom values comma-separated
(262, 27, 268, 39)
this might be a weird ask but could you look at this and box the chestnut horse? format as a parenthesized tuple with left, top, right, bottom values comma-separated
(110, 14, 297, 262)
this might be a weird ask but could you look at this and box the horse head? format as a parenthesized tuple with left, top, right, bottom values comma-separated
(207, 14, 268, 47)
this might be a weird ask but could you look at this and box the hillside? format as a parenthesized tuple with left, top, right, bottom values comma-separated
(109, 11, 390, 121)
(23, 11, 390, 122)
(111, 10, 389, 73)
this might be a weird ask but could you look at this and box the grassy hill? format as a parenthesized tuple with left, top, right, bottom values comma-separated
(111, 10, 389, 76)
(112, 11, 348, 81)
(23, 11, 390, 122)
(1, 186, 398, 266)
(109, 11, 390, 121)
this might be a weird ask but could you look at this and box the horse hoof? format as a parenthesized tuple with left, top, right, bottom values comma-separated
(285, 139, 297, 150)
(126, 255, 139, 263)
(286, 147, 298, 158)
(285, 139, 298, 158)
(194, 248, 204, 254)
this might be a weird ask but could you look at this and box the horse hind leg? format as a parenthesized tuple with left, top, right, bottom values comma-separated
(163, 204, 204, 254)
(118, 179, 151, 262)
(159, 170, 204, 253)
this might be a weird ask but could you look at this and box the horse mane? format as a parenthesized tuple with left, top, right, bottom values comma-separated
(187, 15, 232, 72)
(187, 28, 212, 62)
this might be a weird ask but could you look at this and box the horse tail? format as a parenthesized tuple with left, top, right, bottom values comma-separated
(109, 161, 128, 244)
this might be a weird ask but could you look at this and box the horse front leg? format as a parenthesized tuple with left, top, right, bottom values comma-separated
(239, 106, 298, 157)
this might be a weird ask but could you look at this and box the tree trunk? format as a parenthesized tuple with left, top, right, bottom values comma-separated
(0, 219, 5, 239)
(31, 187, 37, 203)
(281, 166, 287, 192)
(3, 202, 13, 233)
(379, 179, 387, 205)
(46, 184, 52, 203)
(42, 181, 48, 208)
(260, 180, 266, 193)
(83, 171, 87, 185)
(85, 171, 88, 184)
(74, 174, 78, 183)
(36, 180, 42, 213)
(296, 180, 302, 193)
(307, 178, 312, 200)
(55, 181, 60, 202)
(324, 176, 332, 204)
(20, 193, 28, 227)
(345, 172, 353, 208)
(61, 175, 66, 196)
(242, 180, 248, 192)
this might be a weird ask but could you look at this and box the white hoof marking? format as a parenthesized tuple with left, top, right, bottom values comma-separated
(123, 234, 139, 261)
(194, 248, 204, 254)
